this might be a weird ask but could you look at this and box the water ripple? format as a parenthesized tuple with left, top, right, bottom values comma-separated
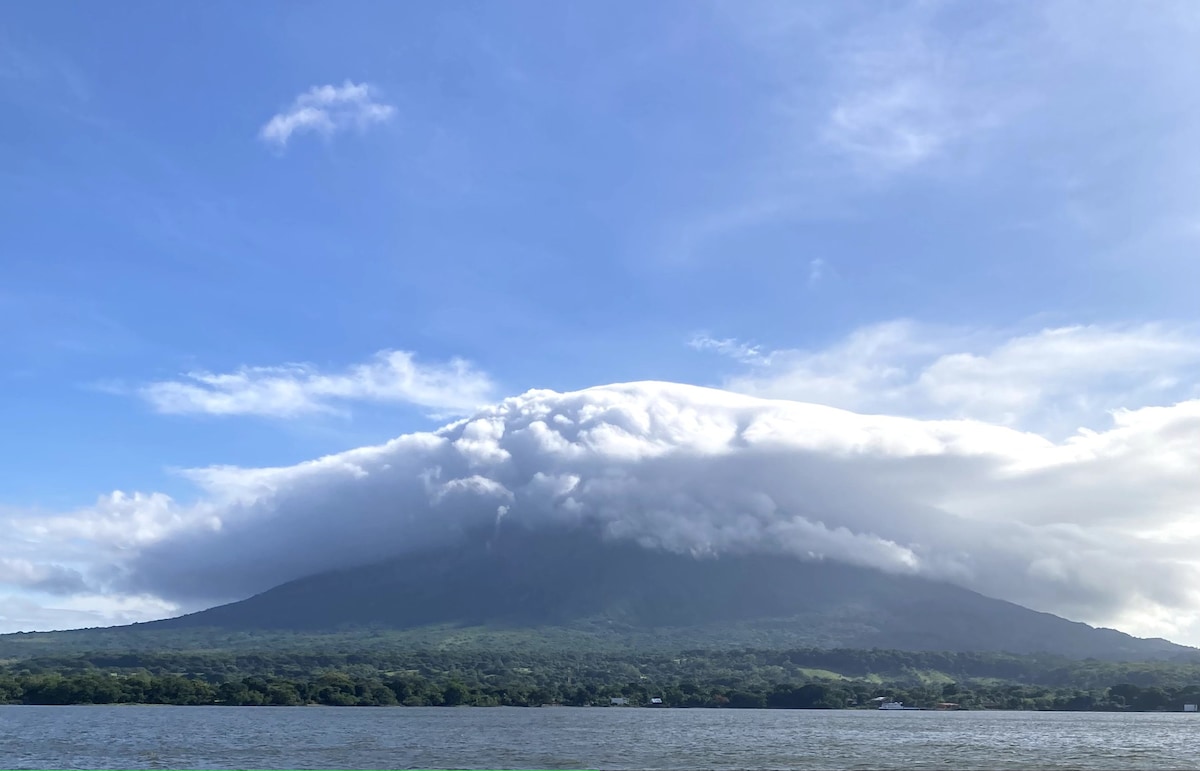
(0, 706, 1197, 771)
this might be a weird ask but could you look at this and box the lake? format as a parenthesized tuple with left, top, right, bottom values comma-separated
(0, 706, 1196, 770)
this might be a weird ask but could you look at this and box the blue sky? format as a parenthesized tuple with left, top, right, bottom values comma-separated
(4, 1, 1200, 639)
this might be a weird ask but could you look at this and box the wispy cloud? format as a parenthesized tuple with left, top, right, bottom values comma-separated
(138, 350, 494, 418)
(0, 38, 90, 105)
(699, 321, 1200, 436)
(259, 81, 395, 149)
(818, 8, 1019, 177)
(824, 77, 954, 174)
(687, 334, 769, 365)
(807, 258, 826, 286)
(659, 1, 1034, 264)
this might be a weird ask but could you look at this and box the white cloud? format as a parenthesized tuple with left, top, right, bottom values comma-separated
(5, 379, 1200, 644)
(818, 8, 1022, 177)
(710, 321, 1200, 436)
(259, 81, 394, 148)
(824, 76, 953, 174)
(138, 350, 494, 419)
(807, 258, 826, 286)
(0, 558, 87, 594)
(0, 593, 179, 632)
(687, 334, 768, 365)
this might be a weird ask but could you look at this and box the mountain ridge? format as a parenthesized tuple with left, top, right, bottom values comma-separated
(127, 523, 1194, 662)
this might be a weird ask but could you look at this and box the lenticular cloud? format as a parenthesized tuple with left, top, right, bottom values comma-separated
(104, 381, 1200, 641)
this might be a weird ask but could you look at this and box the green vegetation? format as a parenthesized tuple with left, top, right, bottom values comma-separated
(2, 645, 1198, 710)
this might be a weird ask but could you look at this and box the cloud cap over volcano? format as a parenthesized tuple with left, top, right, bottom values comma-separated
(13, 381, 1196, 642)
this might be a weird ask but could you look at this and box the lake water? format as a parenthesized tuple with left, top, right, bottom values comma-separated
(1, 706, 1197, 770)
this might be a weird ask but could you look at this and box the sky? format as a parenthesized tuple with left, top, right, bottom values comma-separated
(3, 1, 1200, 643)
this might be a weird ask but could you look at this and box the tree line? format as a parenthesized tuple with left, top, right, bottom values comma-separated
(2, 664, 1199, 710)
(12, 646, 1200, 688)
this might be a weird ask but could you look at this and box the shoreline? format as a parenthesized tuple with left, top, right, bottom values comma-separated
(2, 702, 1191, 713)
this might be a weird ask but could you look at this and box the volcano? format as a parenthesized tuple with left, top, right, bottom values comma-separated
(141, 523, 1192, 661)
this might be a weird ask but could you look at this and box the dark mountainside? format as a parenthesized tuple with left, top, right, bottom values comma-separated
(133, 523, 1191, 661)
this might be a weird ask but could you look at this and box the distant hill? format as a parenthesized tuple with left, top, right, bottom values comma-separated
(109, 523, 1191, 662)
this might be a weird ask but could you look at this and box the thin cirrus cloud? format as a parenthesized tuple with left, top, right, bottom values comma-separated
(138, 350, 495, 418)
(811, 2, 1035, 177)
(807, 258, 826, 286)
(687, 334, 769, 366)
(258, 80, 395, 148)
(824, 77, 954, 173)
